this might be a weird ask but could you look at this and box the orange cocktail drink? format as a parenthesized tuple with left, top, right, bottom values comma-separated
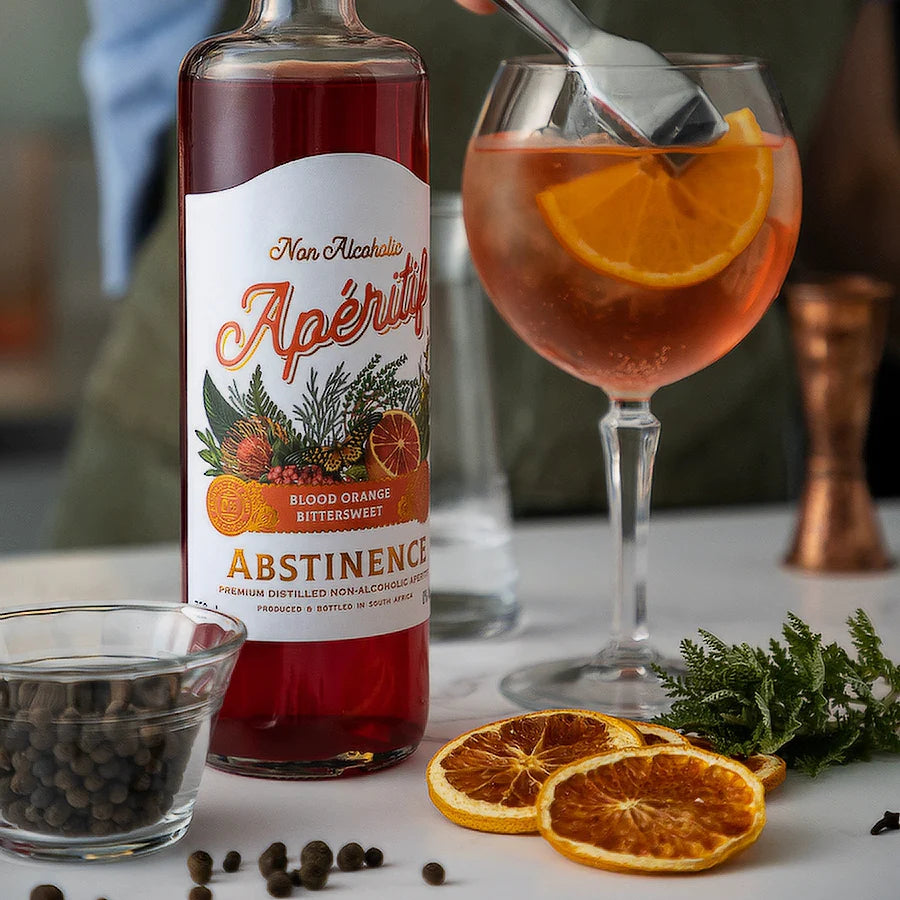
(464, 110, 801, 399)
(462, 56, 802, 718)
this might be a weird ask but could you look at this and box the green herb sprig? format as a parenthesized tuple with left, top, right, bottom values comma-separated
(654, 609, 900, 775)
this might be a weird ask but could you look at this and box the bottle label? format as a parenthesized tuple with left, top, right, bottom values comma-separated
(185, 154, 430, 642)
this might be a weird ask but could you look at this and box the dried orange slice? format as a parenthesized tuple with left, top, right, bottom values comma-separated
(625, 720, 689, 746)
(536, 107, 774, 288)
(426, 710, 643, 834)
(366, 409, 421, 479)
(686, 736, 787, 793)
(743, 753, 786, 793)
(537, 744, 766, 873)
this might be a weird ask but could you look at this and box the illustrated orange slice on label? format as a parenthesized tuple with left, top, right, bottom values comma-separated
(536, 107, 775, 288)
(426, 710, 643, 834)
(536, 744, 767, 873)
(206, 475, 252, 536)
(366, 409, 421, 480)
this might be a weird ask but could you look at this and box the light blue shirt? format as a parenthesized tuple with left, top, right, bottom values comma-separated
(81, 0, 223, 295)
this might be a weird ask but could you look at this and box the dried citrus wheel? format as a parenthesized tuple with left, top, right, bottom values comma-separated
(625, 720, 689, 746)
(426, 710, 643, 834)
(536, 744, 766, 873)
(743, 753, 786, 793)
(536, 107, 774, 288)
(365, 409, 421, 480)
(686, 736, 787, 794)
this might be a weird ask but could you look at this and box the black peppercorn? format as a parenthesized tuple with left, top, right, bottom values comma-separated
(0, 674, 198, 842)
(300, 838, 333, 870)
(870, 810, 900, 835)
(364, 846, 384, 868)
(222, 849, 242, 872)
(266, 870, 294, 897)
(289, 869, 303, 886)
(188, 849, 214, 884)
(298, 862, 329, 891)
(30, 887, 64, 900)
(422, 861, 446, 885)
(259, 841, 288, 876)
(336, 841, 365, 871)
(188, 887, 212, 900)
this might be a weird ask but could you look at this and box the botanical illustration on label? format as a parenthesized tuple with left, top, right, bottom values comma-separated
(185, 153, 430, 642)
(197, 357, 429, 536)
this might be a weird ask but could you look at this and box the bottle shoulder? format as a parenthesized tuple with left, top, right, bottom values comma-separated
(181, 30, 426, 82)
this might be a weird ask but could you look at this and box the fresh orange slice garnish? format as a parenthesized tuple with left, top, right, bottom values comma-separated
(426, 710, 643, 834)
(536, 744, 766, 873)
(536, 108, 774, 288)
(365, 409, 421, 479)
(625, 720, 689, 746)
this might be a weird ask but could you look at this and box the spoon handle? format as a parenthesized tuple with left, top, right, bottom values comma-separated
(490, 0, 727, 149)
(490, 0, 595, 60)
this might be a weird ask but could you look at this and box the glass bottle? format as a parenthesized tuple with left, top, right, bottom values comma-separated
(178, 0, 430, 778)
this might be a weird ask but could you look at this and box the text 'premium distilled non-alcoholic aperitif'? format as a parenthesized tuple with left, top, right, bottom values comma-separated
(179, 0, 430, 777)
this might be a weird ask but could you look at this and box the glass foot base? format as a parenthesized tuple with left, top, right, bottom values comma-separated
(499, 652, 683, 721)
(429, 589, 519, 641)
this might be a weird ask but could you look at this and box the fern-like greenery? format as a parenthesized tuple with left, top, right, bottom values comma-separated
(654, 609, 900, 775)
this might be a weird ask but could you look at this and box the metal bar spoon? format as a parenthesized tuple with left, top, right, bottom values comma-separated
(491, 0, 727, 148)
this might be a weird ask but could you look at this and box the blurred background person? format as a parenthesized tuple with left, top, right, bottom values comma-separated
(26, 0, 898, 548)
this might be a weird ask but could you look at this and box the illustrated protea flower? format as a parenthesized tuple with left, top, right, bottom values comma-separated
(220, 416, 286, 481)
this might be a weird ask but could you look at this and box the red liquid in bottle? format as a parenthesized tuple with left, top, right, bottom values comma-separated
(179, 66, 429, 777)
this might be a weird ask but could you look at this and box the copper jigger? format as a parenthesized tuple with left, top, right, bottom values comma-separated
(784, 273, 894, 572)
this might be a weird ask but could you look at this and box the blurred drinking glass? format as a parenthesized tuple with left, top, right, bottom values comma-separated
(429, 192, 519, 640)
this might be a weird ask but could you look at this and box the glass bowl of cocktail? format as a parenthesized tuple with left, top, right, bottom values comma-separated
(462, 55, 801, 718)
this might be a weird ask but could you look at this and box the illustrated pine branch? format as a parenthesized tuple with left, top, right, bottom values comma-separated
(227, 365, 295, 439)
(654, 609, 900, 774)
(342, 353, 419, 428)
(292, 364, 349, 446)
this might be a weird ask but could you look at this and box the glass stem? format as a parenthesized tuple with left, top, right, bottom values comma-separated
(598, 399, 659, 664)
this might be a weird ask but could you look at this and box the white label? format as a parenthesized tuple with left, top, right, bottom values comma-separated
(185, 154, 430, 642)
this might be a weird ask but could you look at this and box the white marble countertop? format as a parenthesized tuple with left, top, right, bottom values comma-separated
(1, 503, 899, 899)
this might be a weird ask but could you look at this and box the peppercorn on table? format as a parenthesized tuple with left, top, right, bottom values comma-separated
(1, 503, 899, 899)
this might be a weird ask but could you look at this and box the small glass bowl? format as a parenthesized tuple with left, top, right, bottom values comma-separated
(0, 603, 246, 861)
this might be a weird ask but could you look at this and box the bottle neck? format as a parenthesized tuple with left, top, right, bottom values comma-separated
(247, 0, 361, 31)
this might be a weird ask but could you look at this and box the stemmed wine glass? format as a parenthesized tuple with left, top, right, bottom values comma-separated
(462, 55, 802, 718)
